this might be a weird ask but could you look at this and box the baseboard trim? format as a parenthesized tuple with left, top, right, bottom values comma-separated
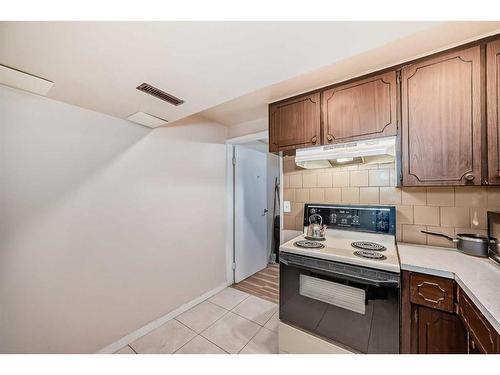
(96, 281, 230, 354)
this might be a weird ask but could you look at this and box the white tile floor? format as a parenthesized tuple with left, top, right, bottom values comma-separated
(114, 287, 279, 354)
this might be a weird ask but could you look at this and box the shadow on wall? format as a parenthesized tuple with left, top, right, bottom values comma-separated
(0, 85, 150, 237)
(0, 86, 228, 353)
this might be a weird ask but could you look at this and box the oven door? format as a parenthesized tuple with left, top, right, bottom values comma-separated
(279, 252, 400, 354)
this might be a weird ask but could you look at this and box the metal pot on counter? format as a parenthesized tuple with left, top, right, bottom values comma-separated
(421, 230, 496, 258)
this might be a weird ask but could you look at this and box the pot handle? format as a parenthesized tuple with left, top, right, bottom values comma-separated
(309, 214, 322, 226)
(421, 230, 456, 242)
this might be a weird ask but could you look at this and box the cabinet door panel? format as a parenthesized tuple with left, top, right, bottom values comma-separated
(458, 288, 499, 353)
(322, 71, 397, 143)
(487, 40, 500, 184)
(417, 306, 467, 354)
(410, 273, 455, 313)
(269, 93, 321, 152)
(402, 46, 482, 186)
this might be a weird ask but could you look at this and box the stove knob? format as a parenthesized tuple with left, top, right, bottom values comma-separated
(310, 208, 316, 215)
(377, 221, 388, 230)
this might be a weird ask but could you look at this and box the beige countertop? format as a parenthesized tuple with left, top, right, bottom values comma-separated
(397, 243, 500, 334)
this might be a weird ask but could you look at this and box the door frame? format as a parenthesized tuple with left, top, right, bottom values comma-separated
(225, 130, 269, 285)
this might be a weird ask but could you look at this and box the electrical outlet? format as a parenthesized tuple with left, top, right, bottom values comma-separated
(284, 201, 291, 213)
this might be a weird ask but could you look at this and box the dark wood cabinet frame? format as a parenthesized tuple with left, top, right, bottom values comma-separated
(401, 270, 500, 354)
(269, 33, 500, 186)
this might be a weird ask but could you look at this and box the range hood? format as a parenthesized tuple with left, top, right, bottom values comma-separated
(295, 136, 396, 169)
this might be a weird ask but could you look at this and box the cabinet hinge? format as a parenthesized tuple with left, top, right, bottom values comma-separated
(232, 262, 236, 270)
(232, 156, 236, 165)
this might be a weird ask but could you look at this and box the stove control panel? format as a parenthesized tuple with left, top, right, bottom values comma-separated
(304, 204, 396, 235)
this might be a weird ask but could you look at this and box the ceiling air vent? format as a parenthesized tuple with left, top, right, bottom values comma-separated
(0, 64, 54, 96)
(136, 83, 184, 106)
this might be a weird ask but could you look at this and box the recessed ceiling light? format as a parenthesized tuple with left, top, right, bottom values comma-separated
(126, 111, 168, 128)
(0, 64, 53, 96)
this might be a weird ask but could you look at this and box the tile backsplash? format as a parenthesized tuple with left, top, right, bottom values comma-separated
(282, 156, 500, 248)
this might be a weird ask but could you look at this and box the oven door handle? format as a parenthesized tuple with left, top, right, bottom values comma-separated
(279, 256, 399, 287)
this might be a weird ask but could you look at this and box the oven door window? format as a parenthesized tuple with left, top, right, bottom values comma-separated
(280, 262, 399, 354)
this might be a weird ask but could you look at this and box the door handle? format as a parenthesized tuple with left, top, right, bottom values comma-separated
(262, 209, 268, 216)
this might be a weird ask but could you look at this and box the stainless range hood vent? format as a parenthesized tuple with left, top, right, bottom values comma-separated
(295, 136, 396, 170)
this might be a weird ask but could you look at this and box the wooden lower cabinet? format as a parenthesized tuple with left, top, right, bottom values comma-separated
(458, 287, 500, 353)
(414, 305, 467, 354)
(401, 271, 500, 354)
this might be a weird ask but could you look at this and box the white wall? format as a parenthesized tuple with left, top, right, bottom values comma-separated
(227, 118, 267, 139)
(0, 86, 228, 353)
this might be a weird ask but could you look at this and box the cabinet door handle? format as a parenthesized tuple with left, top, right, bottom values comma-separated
(311, 136, 317, 144)
(327, 135, 333, 143)
(417, 281, 446, 304)
(464, 173, 475, 182)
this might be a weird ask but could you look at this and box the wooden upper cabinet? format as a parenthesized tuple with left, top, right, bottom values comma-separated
(268, 93, 321, 152)
(487, 40, 500, 185)
(401, 46, 482, 186)
(322, 71, 397, 143)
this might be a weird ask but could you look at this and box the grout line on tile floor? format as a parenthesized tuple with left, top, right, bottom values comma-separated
(173, 333, 229, 354)
(228, 294, 251, 311)
(172, 299, 231, 335)
(230, 306, 278, 327)
(198, 309, 234, 336)
(261, 309, 279, 326)
(208, 292, 251, 311)
(194, 308, 232, 340)
(198, 310, 256, 354)
(237, 325, 271, 354)
(240, 325, 279, 354)
(205, 299, 230, 311)
(126, 289, 268, 354)
(174, 318, 205, 336)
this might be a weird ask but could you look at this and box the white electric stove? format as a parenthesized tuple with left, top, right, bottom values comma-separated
(279, 204, 401, 354)
(280, 228, 400, 273)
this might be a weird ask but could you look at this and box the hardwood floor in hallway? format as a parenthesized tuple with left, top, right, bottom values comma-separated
(232, 263, 279, 304)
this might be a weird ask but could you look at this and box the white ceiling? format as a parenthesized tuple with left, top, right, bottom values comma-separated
(202, 21, 500, 127)
(0, 21, 442, 127)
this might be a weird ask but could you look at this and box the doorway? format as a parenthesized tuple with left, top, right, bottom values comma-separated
(226, 131, 281, 285)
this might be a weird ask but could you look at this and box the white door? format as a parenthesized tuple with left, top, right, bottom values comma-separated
(234, 144, 268, 283)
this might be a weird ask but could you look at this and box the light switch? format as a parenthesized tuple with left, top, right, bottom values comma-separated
(284, 201, 291, 213)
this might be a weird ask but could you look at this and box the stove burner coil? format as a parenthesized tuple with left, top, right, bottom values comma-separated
(351, 241, 387, 252)
(293, 240, 325, 249)
(353, 250, 387, 260)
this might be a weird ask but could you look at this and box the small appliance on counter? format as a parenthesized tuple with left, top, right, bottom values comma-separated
(279, 204, 399, 354)
(305, 213, 327, 241)
(487, 211, 500, 267)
